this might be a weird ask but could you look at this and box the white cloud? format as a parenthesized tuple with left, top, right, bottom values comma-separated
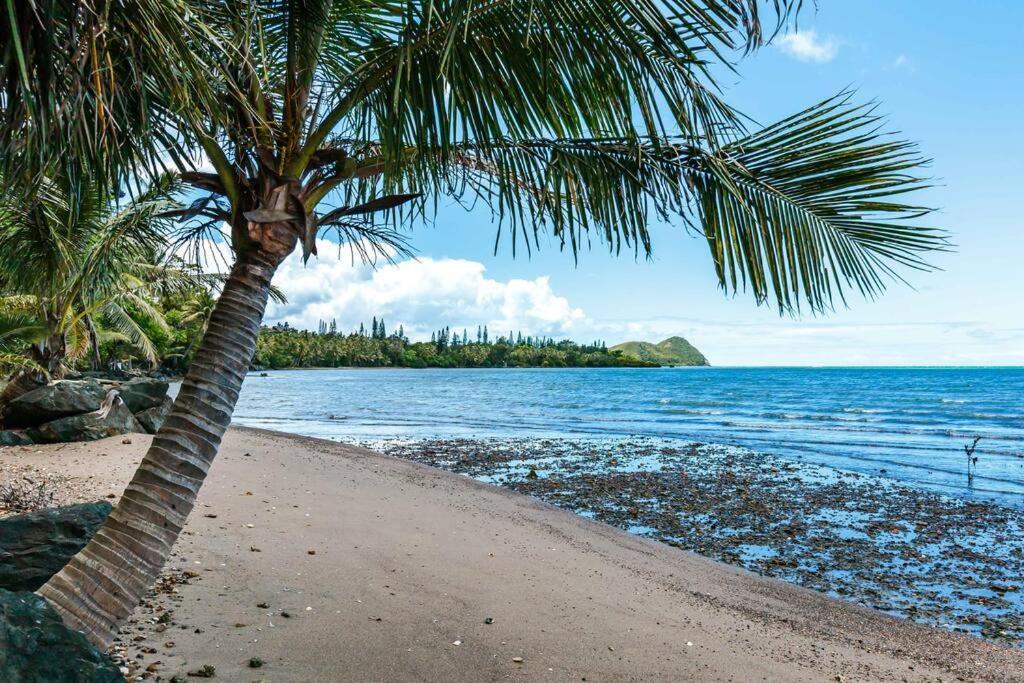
(265, 239, 587, 340)
(776, 30, 839, 63)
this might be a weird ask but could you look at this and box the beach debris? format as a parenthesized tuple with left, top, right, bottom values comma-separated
(280, 611, 291, 618)
(484, 617, 493, 624)
(307, 549, 316, 555)
(122, 437, 132, 444)
(512, 656, 524, 663)
(257, 602, 269, 608)
(187, 663, 216, 677)
(526, 467, 538, 479)
(963, 436, 982, 485)
(248, 657, 264, 668)
(453, 640, 461, 646)
(250, 546, 261, 552)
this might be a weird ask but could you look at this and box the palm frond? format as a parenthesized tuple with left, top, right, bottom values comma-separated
(0, 352, 46, 377)
(100, 302, 158, 364)
(421, 92, 942, 312)
(0, 0, 228, 187)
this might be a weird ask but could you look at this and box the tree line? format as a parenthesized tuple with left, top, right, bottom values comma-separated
(253, 319, 652, 369)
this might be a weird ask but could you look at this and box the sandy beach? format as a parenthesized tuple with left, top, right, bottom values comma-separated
(2, 427, 1022, 682)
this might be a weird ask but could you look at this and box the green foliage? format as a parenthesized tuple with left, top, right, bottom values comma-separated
(251, 321, 654, 370)
(610, 337, 709, 366)
(0, 171, 194, 374)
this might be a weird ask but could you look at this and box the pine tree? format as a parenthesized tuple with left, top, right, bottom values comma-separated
(378, 319, 386, 339)
(482, 325, 488, 344)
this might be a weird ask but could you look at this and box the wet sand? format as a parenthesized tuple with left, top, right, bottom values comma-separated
(2, 427, 1022, 681)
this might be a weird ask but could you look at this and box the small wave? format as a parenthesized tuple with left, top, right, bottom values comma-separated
(941, 398, 968, 404)
(661, 408, 725, 416)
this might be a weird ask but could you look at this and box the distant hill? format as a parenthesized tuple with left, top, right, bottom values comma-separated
(611, 336, 709, 367)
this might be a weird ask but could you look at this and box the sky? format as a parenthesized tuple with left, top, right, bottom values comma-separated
(262, 1, 1024, 366)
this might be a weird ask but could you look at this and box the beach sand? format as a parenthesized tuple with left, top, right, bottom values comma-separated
(2, 427, 1022, 681)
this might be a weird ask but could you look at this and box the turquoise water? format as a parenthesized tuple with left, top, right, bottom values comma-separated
(230, 367, 1024, 508)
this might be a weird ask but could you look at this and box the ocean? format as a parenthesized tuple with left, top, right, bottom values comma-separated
(230, 366, 1024, 508)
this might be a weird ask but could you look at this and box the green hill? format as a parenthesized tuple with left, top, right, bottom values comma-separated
(611, 336, 709, 367)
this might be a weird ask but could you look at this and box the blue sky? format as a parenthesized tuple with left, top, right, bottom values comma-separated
(265, 1, 1024, 366)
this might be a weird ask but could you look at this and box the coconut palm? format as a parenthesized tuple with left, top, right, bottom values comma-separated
(31, 1, 947, 647)
(0, 173, 192, 411)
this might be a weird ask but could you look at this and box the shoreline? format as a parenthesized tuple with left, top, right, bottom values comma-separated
(370, 436, 1024, 646)
(2, 427, 1023, 681)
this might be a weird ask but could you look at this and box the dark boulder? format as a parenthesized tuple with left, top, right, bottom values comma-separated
(27, 393, 143, 444)
(3, 380, 107, 428)
(135, 395, 173, 434)
(0, 501, 112, 592)
(0, 589, 122, 682)
(0, 430, 32, 447)
(118, 377, 169, 413)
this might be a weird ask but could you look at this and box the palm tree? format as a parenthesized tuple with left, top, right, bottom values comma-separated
(31, 1, 946, 647)
(0, 173, 191, 411)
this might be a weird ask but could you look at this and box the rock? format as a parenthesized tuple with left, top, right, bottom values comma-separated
(187, 664, 216, 678)
(117, 377, 169, 413)
(27, 393, 143, 444)
(0, 430, 32, 446)
(135, 396, 173, 434)
(0, 589, 122, 682)
(3, 380, 107, 428)
(0, 501, 112, 592)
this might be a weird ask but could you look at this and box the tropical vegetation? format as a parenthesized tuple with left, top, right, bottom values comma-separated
(0, 0, 946, 649)
(255, 320, 652, 369)
(0, 172, 195, 403)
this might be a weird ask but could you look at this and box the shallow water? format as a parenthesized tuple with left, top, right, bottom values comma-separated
(231, 367, 1024, 508)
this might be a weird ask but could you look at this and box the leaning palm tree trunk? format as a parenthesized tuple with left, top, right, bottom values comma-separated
(37, 249, 280, 647)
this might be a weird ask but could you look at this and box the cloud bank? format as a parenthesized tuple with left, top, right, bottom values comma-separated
(265, 240, 587, 341)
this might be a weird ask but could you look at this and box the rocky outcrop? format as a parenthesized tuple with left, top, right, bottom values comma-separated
(3, 380, 108, 428)
(27, 392, 143, 444)
(117, 377, 169, 413)
(0, 501, 112, 592)
(1, 376, 171, 444)
(0, 430, 32, 446)
(135, 395, 173, 434)
(0, 589, 122, 682)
